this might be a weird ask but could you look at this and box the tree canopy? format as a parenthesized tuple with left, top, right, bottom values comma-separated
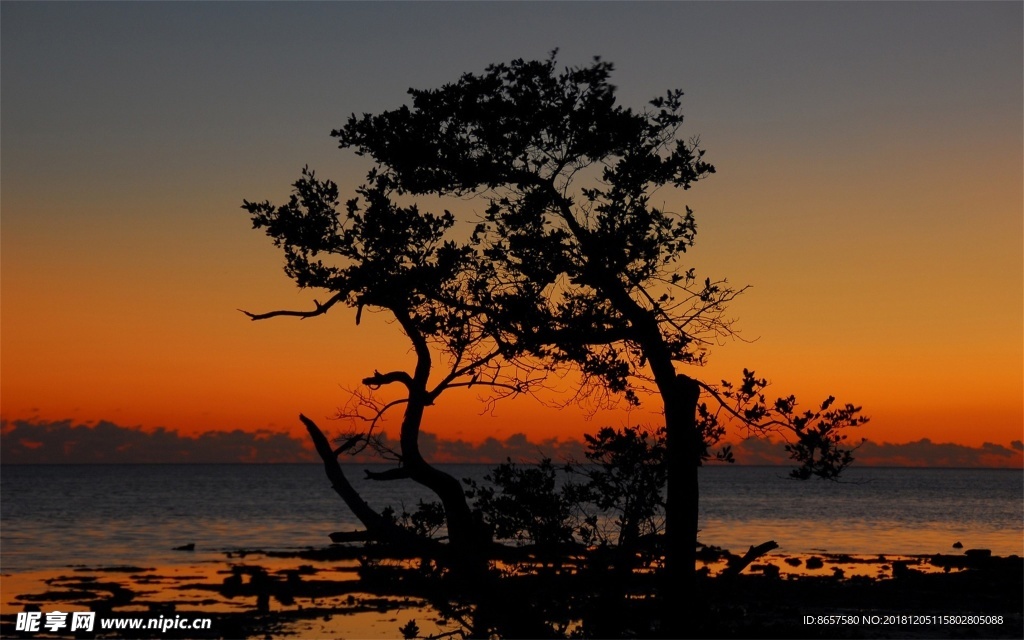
(335, 54, 729, 405)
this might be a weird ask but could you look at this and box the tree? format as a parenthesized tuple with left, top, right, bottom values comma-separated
(241, 171, 538, 576)
(331, 51, 866, 616)
(464, 458, 583, 548)
(577, 426, 668, 550)
(243, 52, 867, 633)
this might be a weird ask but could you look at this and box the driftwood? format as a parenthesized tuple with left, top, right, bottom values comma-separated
(721, 540, 779, 578)
(329, 531, 373, 544)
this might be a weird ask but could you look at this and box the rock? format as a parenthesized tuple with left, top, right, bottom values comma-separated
(752, 563, 780, 578)
(892, 560, 922, 578)
(173, 543, 195, 551)
(964, 548, 992, 559)
(806, 557, 824, 570)
(952, 541, 963, 549)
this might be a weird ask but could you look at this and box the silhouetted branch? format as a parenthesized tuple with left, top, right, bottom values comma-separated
(239, 292, 346, 321)
(300, 414, 448, 553)
(429, 350, 501, 398)
(696, 380, 788, 432)
(442, 380, 526, 395)
(363, 370, 414, 390)
(333, 434, 365, 457)
(330, 390, 407, 459)
(697, 375, 866, 479)
(300, 413, 391, 534)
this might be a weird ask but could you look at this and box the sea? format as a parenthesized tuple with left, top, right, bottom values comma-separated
(1, 464, 1021, 574)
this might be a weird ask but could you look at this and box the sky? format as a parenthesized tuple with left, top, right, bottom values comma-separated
(2, 2, 1021, 465)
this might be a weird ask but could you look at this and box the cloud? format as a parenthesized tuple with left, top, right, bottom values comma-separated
(1, 419, 316, 464)
(0, 419, 585, 465)
(416, 430, 586, 464)
(724, 436, 1023, 469)
(854, 438, 1023, 468)
(2, 419, 1020, 468)
(327, 428, 586, 465)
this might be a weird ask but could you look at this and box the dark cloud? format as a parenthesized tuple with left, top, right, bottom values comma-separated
(1, 419, 316, 464)
(338, 428, 585, 465)
(855, 438, 1023, 468)
(727, 437, 790, 466)
(420, 431, 586, 464)
(2, 419, 1020, 468)
(726, 436, 1023, 469)
(0, 419, 584, 465)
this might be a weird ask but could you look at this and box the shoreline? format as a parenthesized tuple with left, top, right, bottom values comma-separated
(2, 546, 1021, 639)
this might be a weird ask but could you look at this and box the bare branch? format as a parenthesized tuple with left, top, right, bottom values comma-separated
(239, 292, 346, 321)
(333, 389, 409, 458)
(299, 413, 390, 533)
(428, 349, 501, 400)
(443, 380, 527, 395)
(363, 370, 413, 390)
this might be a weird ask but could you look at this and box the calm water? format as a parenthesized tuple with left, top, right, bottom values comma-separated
(1, 464, 1020, 573)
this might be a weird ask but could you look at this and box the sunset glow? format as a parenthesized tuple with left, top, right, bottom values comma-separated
(2, 2, 1021, 464)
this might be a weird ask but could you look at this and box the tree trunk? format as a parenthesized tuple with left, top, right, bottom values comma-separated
(384, 312, 490, 581)
(568, 260, 705, 631)
(662, 374, 701, 637)
(398, 392, 489, 581)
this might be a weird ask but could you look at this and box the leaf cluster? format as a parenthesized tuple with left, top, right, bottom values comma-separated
(712, 369, 869, 479)
(245, 170, 466, 308)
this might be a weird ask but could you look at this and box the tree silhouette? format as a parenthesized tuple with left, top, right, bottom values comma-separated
(464, 427, 669, 551)
(243, 52, 867, 631)
(330, 51, 867, 618)
(241, 170, 539, 575)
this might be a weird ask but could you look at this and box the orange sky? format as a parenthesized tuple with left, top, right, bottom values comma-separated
(2, 3, 1021, 459)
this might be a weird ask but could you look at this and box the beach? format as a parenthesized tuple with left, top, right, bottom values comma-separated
(2, 543, 1022, 639)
